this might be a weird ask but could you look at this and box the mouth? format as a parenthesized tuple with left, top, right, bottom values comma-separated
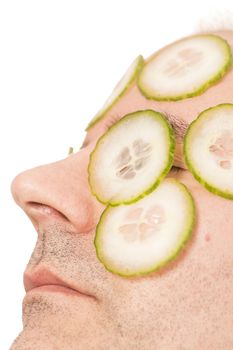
(24, 267, 95, 299)
(27, 284, 85, 296)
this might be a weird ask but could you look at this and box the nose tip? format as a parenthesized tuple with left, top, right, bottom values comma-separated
(10, 159, 105, 234)
(11, 167, 46, 211)
(11, 171, 28, 208)
(10, 169, 66, 230)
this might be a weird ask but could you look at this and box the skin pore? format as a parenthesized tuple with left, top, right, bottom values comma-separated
(10, 30, 233, 350)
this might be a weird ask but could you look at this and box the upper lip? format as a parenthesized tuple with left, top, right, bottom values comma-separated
(24, 267, 95, 299)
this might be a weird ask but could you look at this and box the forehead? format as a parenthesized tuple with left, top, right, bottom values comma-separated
(86, 30, 233, 142)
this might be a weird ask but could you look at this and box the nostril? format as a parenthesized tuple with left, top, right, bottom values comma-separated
(24, 202, 74, 232)
(10, 161, 102, 234)
(26, 202, 69, 221)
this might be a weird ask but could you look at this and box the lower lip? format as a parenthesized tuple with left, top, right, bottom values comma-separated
(28, 284, 87, 297)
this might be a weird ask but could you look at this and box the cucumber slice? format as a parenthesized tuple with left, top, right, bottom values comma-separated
(137, 34, 232, 101)
(184, 103, 233, 200)
(88, 109, 175, 206)
(85, 55, 144, 131)
(94, 178, 195, 277)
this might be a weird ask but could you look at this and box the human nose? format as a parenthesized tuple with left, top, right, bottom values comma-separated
(10, 148, 105, 233)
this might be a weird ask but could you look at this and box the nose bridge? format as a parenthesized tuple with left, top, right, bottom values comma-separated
(11, 150, 105, 233)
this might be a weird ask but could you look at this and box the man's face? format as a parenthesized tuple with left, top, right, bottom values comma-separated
(10, 30, 233, 350)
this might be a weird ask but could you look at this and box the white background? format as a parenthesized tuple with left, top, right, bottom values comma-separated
(0, 1, 233, 348)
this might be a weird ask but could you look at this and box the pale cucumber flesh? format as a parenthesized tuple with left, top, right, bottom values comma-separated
(88, 110, 175, 206)
(137, 34, 232, 101)
(184, 103, 233, 200)
(94, 178, 195, 277)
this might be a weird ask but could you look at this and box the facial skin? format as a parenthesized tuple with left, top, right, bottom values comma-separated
(10, 30, 233, 350)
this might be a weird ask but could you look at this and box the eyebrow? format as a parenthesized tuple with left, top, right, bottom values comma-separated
(108, 109, 190, 142)
(160, 110, 190, 142)
(81, 109, 190, 149)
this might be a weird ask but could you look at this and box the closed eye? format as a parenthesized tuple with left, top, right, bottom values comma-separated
(170, 165, 182, 173)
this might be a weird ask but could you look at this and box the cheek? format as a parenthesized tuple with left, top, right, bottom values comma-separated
(106, 181, 233, 341)
(192, 184, 233, 256)
(178, 180, 233, 301)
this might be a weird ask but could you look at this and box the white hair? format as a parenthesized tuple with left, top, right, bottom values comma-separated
(194, 9, 233, 34)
